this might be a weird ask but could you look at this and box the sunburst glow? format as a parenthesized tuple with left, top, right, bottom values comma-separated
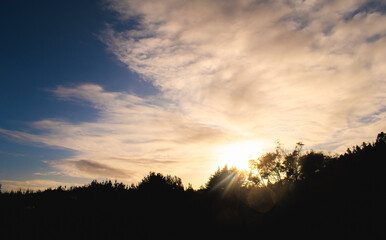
(216, 140, 263, 170)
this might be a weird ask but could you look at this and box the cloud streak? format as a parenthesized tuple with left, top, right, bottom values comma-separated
(1, 84, 234, 185)
(1, 0, 385, 188)
(104, 0, 385, 147)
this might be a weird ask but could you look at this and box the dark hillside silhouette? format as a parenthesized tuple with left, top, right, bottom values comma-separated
(1, 132, 384, 239)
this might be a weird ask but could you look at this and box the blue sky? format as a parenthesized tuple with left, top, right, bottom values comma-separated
(0, 0, 156, 123)
(0, 0, 157, 189)
(1, 0, 385, 191)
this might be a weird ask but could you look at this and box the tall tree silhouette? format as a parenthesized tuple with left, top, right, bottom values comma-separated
(248, 142, 304, 185)
(283, 142, 304, 181)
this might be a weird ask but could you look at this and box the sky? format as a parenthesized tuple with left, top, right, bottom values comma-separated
(1, 0, 385, 191)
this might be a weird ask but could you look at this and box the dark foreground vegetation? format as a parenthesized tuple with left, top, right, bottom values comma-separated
(1, 133, 385, 239)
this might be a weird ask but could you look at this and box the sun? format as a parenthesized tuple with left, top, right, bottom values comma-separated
(215, 140, 263, 170)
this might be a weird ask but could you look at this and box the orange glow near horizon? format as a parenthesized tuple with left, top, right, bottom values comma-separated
(216, 140, 264, 170)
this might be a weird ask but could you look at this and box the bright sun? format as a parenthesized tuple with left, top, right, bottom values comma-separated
(216, 140, 263, 170)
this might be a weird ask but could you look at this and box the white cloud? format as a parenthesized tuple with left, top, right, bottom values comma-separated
(1, 0, 385, 188)
(104, 0, 385, 146)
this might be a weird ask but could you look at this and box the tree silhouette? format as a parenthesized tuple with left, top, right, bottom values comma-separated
(257, 152, 281, 184)
(0, 132, 384, 239)
(136, 171, 184, 193)
(204, 165, 245, 194)
(283, 142, 303, 181)
(248, 142, 304, 185)
(298, 151, 326, 180)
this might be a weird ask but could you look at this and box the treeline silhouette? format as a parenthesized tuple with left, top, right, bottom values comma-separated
(1, 132, 385, 239)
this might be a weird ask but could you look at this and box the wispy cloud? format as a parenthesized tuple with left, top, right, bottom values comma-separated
(33, 171, 61, 176)
(104, 0, 385, 148)
(1, 84, 234, 185)
(1, 0, 385, 188)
